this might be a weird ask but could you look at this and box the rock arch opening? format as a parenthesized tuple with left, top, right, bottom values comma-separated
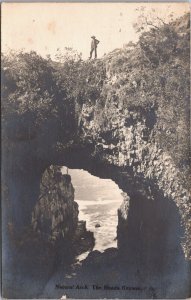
(3, 146, 190, 299)
(62, 167, 124, 254)
(34, 163, 189, 299)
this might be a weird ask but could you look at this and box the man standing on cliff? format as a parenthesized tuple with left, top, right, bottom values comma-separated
(89, 36, 100, 59)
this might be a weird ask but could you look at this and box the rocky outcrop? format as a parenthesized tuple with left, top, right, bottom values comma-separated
(32, 166, 78, 243)
(31, 166, 94, 257)
(2, 166, 94, 298)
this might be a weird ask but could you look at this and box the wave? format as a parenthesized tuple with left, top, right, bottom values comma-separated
(76, 199, 122, 206)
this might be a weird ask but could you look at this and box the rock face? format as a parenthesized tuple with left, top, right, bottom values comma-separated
(79, 103, 190, 297)
(80, 104, 190, 255)
(31, 165, 95, 259)
(32, 166, 78, 243)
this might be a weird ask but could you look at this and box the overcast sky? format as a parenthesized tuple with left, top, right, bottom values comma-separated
(2, 2, 189, 60)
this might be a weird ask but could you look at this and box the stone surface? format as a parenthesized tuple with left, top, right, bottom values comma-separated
(32, 166, 78, 243)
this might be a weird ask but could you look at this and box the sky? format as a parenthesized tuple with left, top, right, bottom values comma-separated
(2, 2, 189, 60)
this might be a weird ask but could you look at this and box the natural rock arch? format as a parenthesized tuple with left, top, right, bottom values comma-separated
(2, 13, 190, 297)
(2, 103, 190, 298)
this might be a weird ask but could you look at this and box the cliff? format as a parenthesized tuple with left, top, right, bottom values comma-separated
(2, 13, 190, 298)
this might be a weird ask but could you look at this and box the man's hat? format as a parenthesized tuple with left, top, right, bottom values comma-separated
(91, 36, 96, 38)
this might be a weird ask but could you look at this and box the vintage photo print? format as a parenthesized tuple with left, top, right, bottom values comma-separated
(1, 2, 190, 299)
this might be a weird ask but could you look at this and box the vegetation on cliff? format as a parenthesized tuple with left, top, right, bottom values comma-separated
(2, 13, 190, 174)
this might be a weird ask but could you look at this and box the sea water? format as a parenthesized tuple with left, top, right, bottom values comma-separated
(62, 168, 123, 256)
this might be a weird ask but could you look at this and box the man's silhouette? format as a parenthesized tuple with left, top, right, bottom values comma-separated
(89, 36, 100, 59)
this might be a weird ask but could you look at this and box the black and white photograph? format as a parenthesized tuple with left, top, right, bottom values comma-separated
(1, 2, 190, 299)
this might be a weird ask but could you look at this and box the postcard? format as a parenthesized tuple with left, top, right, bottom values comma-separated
(1, 2, 190, 299)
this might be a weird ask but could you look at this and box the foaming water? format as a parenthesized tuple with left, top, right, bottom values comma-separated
(76, 198, 120, 251)
(62, 167, 123, 254)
